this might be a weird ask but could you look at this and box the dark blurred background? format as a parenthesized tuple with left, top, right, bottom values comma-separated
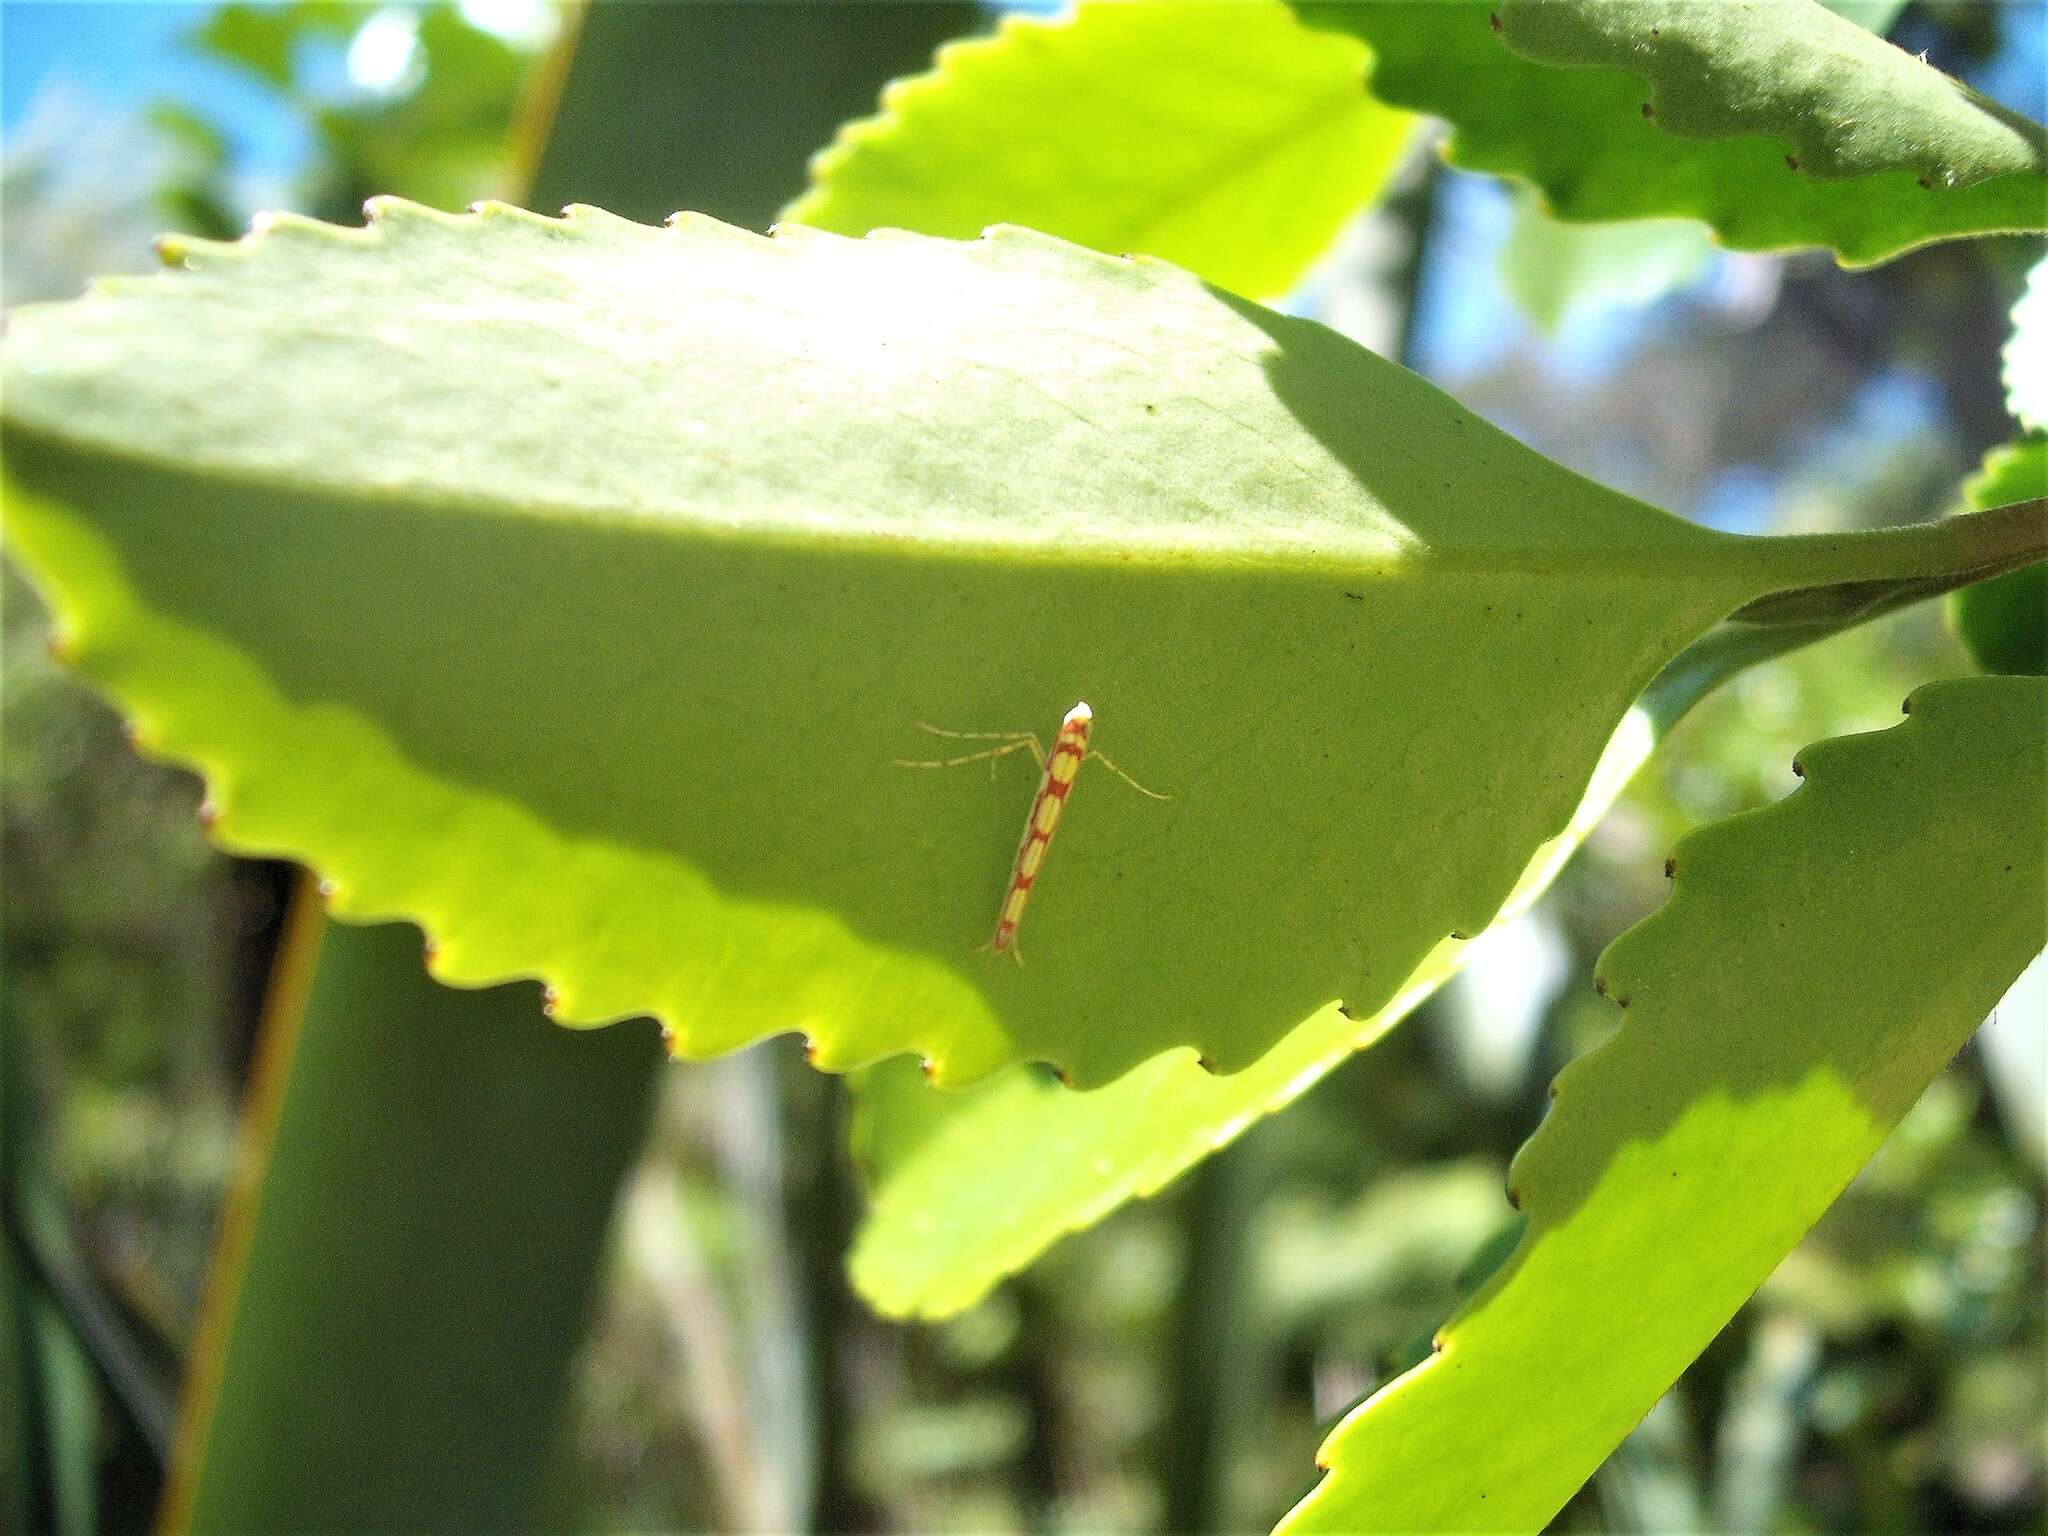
(2, 3, 2041, 1531)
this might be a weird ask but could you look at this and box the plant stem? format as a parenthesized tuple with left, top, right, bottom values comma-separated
(787, 1062, 884, 1535)
(1730, 496, 2046, 624)
(1159, 1124, 1271, 1535)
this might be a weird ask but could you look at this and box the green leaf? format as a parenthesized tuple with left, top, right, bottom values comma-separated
(190, 2, 357, 90)
(786, 0, 1415, 297)
(1304, 0, 2048, 266)
(1497, 185, 1713, 333)
(849, 707, 1656, 1318)
(1951, 440, 2048, 676)
(4, 205, 2040, 1089)
(1278, 676, 2048, 1535)
(1489, 0, 1901, 330)
(840, 523, 1975, 1313)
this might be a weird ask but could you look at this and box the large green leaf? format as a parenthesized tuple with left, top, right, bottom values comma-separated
(3, 204, 2041, 1089)
(786, 0, 1414, 297)
(849, 706, 1654, 1317)
(1304, 0, 2047, 266)
(846, 496, 2048, 1313)
(839, 491, 2026, 1313)
(1278, 676, 2048, 1535)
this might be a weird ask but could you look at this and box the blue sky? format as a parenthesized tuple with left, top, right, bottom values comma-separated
(3, 3, 311, 171)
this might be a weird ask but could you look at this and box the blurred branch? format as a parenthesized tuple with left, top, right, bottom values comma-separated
(622, 1131, 772, 1532)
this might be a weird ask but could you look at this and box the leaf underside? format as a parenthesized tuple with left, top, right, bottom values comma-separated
(1304, 0, 2047, 265)
(787, 0, 1415, 298)
(1279, 676, 2048, 1534)
(849, 708, 1655, 1318)
(0, 203, 2028, 1090)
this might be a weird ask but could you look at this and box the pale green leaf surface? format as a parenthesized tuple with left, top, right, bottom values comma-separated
(786, 0, 1415, 298)
(850, 707, 1656, 1318)
(1279, 676, 2048, 1535)
(1497, 185, 1713, 332)
(1951, 440, 2048, 676)
(1303, 0, 2047, 265)
(2, 204, 2038, 1089)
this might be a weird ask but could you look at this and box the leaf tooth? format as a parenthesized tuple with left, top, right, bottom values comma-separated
(464, 197, 555, 225)
(358, 196, 456, 232)
(668, 209, 772, 252)
(254, 207, 377, 247)
(765, 218, 844, 248)
(554, 203, 640, 232)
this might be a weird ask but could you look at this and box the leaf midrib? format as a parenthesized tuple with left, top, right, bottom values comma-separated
(1, 417, 1773, 588)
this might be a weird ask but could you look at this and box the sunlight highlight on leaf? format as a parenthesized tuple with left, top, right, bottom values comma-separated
(1279, 677, 2048, 1534)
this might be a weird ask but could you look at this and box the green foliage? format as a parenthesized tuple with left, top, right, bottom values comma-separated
(1497, 186, 1713, 332)
(1951, 440, 2048, 675)
(848, 709, 1655, 1317)
(15, 204, 2025, 1090)
(1280, 676, 2048, 1534)
(1304, 0, 2047, 264)
(189, 2, 356, 89)
(176, 2, 534, 225)
(305, 7, 530, 215)
(1956, 257, 2048, 677)
(788, 0, 1415, 297)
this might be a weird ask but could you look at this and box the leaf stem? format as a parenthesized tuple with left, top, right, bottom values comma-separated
(1729, 497, 2046, 627)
